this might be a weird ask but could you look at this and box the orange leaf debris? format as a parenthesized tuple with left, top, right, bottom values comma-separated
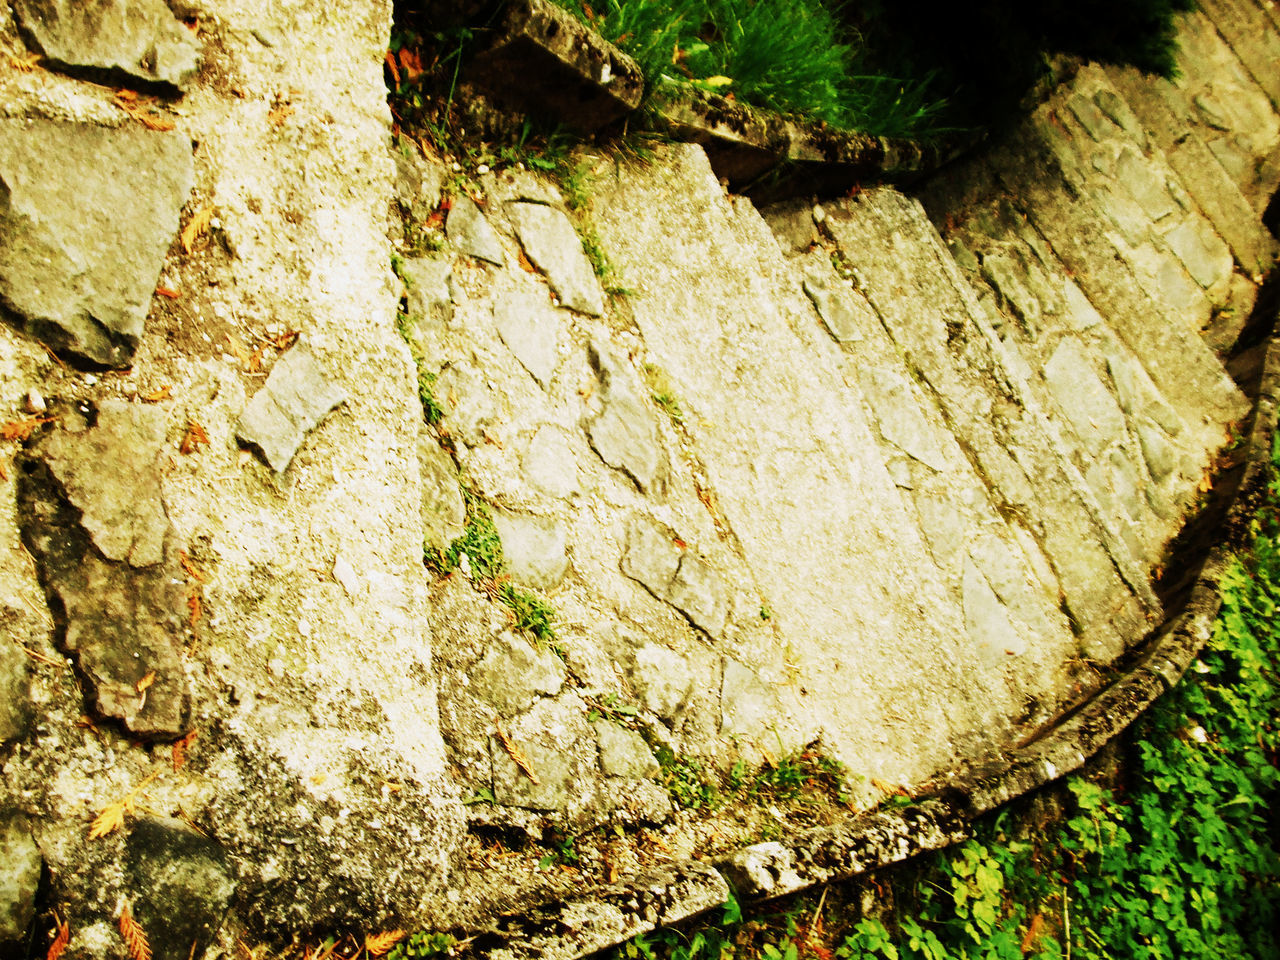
(1, 416, 56, 441)
(383, 50, 400, 87)
(181, 206, 215, 254)
(179, 420, 210, 455)
(136, 671, 156, 695)
(119, 903, 152, 960)
(142, 385, 173, 403)
(178, 551, 204, 583)
(187, 592, 202, 631)
(88, 798, 131, 840)
(364, 930, 406, 957)
(155, 285, 181, 299)
(46, 919, 70, 960)
(172, 729, 198, 772)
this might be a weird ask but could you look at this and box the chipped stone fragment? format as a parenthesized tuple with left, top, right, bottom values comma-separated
(126, 817, 236, 960)
(620, 516, 682, 598)
(802, 267, 867, 343)
(0, 811, 40, 944)
(18, 404, 190, 737)
(394, 147, 444, 221)
(0, 120, 193, 368)
(400, 257, 453, 327)
(12, 0, 201, 92)
(471, 632, 566, 716)
(720, 659, 776, 741)
(236, 342, 346, 472)
(419, 434, 466, 551)
(509, 202, 605, 316)
(596, 722, 660, 778)
(490, 697, 595, 814)
(621, 517, 726, 637)
(491, 509, 570, 589)
(446, 195, 505, 265)
(586, 340, 665, 493)
(494, 288, 561, 388)
(717, 841, 801, 898)
(666, 553, 727, 638)
(963, 557, 1026, 667)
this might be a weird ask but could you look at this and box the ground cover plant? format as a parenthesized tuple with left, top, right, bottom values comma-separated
(607, 435, 1280, 959)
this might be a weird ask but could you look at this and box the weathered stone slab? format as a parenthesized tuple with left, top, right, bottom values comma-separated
(127, 818, 236, 960)
(586, 339, 666, 493)
(597, 723, 659, 778)
(509, 202, 604, 316)
(463, 0, 643, 132)
(236, 342, 347, 472)
(0, 120, 193, 368)
(447, 195, 506, 265)
(620, 517, 726, 638)
(491, 509, 570, 589)
(802, 265, 867, 343)
(471, 631, 566, 716)
(18, 403, 190, 737)
(0, 628, 33, 745)
(0, 811, 40, 945)
(494, 288, 561, 387)
(490, 696, 597, 816)
(626, 644, 693, 719)
(400, 257, 453, 326)
(12, 0, 201, 92)
(419, 434, 466, 551)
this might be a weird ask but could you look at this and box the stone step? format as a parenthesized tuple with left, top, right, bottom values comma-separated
(1197, 0, 1280, 110)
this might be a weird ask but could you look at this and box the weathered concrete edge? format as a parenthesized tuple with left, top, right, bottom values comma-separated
(464, 326, 1280, 960)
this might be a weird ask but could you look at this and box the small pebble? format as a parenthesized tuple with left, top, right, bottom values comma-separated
(82, 374, 98, 386)
(812, 204, 826, 223)
(24, 388, 46, 414)
(476, 163, 489, 175)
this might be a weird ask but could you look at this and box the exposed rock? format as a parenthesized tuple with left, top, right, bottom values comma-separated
(720, 659, 777, 742)
(471, 631, 567, 716)
(127, 817, 237, 960)
(419, 435, 466, 551)
(963, 557, 1027, 668)
(0, 621, 34, 744)
(1042, 337, 1126, 458)
(596, 722, 659, 778)
(490, 695, 597, 817)
(761, 200, 818, 255)
(509, 202, 605, 316)
(666, 553, 727, 638)
(12, 0, 201, 92)
(18, 403, 190, 737)
(1135, 420, 1176, 481)
(236, 342, 347, 473)
(586, 340, 665, 493)
(627, 644, 694, 720)
(523, 426, 580, 499)
(619, 516, 682, 598)
(394, 146, 444, 221)
(0, 811, 40, 945)
(494, 288, 561, 388)
(400, 257, 453, 326)
(716, 841, 801, 898)
(857, 365, 948, 472)
(492, 509, 570, 589)
(447, 195, 506, 265)
(0, 120, 193, 367)
(802, 266, 868, 343)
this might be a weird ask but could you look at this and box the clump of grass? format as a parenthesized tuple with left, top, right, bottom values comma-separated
(551, 0, 947, 137)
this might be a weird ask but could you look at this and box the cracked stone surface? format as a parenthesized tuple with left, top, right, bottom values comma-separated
(620, 517, 726, 637)
(471, 631, 567, 716)
(494, 287, 561, 388)
(0, 811, 40, 944)
(492, 509, 571, 589)
(509, 201, 605, 316)
(419, 433, 466, 551)
(236, 342, 347, 472)
(0, 119, 193, 367)
(0, 625, 33, 745)
(12, 0, 201, 92)
(17, 402, 190, 737)
(802, 263, 868, 343)
(586, 339, 666, 493)
(447, 194, 506, 265)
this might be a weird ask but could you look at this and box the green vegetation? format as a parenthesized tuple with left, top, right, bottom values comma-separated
(608, 435, 1280, 960)
(550, 0, 946, 138)
(426, 486, 560, 645)
(655, 743, 852, 814)
(387, 931, 459, 960)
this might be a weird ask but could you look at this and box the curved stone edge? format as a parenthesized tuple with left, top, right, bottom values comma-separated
(455, 320, 1279, 959)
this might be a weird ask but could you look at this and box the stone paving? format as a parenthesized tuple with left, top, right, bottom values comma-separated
(0, 0, 1277, 956)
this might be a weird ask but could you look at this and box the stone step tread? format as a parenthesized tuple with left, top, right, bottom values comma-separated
(1198, 0, 1280, 108)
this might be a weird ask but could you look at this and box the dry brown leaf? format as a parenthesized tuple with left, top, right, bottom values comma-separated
(113, 97, 175, 131)
(119, 903, 152, 960)
(364, 930, 406, 957)
(135, 671, 156, 694)
(155, 285, 181, 299)
(180, 420, 210, 455)
(46, 919, 70, 960)
(383, 50, 400, 87)
(142, 385, 172, 403)
(181, 206, 215, 254)
(10, 53, 41, 71)
(178, 551, 204, 583)
(172, 729, 198, 772)
(116, 88, 138, 102)
(494, 721, 539, 784)
(1, 416, 56, 441)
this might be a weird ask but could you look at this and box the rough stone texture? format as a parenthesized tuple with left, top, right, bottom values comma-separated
(509, 201, 605, 316)
(471, 631, 566, 716)
(0, 811, 40, 945)
(420, 433, 466, 551)
(127, 817, 237, 960)
(597, 722, 660, 778)
(586, 339, 666, 493)
(492, 509, 570, 588)
(463, 0, 643, 132)
(0, 119, 193, 367)
(18, 402, 191, 737)
(0, 627, 33, 744)
(620, 517, 727, 638)
(12, 0, 201, 92)
(627, 644, 694, 720)
(401, 256, 453, 326)
(236, 342, 348, 472)
(494, 287, 561, 387)
(448, 194, 506, 265)
(802, 264, 868, 343)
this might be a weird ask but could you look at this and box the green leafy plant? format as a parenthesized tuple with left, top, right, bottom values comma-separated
(386, 931, 458, 960)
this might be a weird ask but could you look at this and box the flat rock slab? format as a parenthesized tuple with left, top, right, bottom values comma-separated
(620, 517, 727, 638)
(236, 342, 346, 472)
(0, 119, 193, 368)
(127, 817, 236, 960)
(510, 202, 605, 316)
(494, 288, 561, 387)
(17, 402, 190, 737)
(12, 0, 201, 92)
(585, 339, 665, 492)
(464, 0, 643, 132)
(447, 195, 506, 265)
(0, 639, 33, 745)
(0, 812, 40, 944)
